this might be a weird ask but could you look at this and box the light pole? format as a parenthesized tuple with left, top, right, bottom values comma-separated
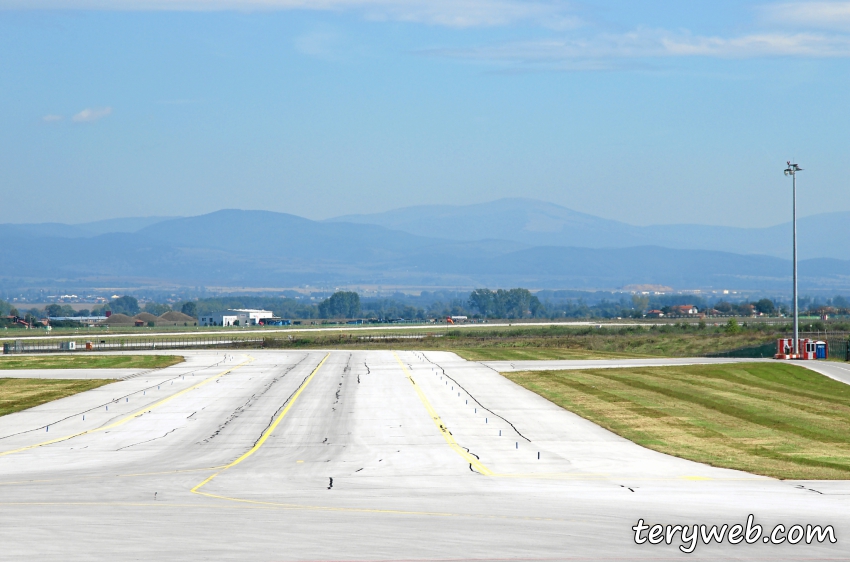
(784, 161, 802, 356)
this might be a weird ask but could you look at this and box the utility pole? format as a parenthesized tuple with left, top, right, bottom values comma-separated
(784, 161, 802, 356)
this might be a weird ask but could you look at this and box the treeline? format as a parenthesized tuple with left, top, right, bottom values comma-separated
(3, 290, 850, 325)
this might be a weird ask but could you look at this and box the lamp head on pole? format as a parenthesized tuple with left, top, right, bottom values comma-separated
(784, 161, 802, 176)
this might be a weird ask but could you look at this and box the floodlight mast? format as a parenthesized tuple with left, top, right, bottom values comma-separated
(784, 162, 802, 356)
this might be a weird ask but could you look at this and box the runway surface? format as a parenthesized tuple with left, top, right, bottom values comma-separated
(0, 350, 846, 560)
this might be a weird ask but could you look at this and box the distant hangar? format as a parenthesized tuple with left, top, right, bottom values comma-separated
(199, 308, 275, 327)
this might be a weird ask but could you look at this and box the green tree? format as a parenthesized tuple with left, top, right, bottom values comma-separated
(144, 302, 172, 316)
(468, 289, 495, 317)
(318, 291, 361, 319)
(725, 318, 741, 334)
(110, 295, 140, 316)
(754, 298, 776, 315)
(468, 288, 542, 319)
(715, 301, 734, 314)
(631, 294, 650, 312)
(45, 304, 63, 317)
(181, 301, 198, 317)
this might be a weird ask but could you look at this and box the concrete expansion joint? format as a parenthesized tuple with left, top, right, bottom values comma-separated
(200, 360, 300, 445)
(248, 365, 313, 449)
(423, 356, 531, 443)
(0, 362, 219, 443)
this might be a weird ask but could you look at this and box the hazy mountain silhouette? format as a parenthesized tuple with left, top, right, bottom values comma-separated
(329, 198, 849, 260)
(1, 209, 849, 292)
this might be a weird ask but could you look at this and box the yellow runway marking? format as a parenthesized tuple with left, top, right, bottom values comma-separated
(191, 353, 330, 495)
(0, 356, 254, 458)
(393, 351, 494, 476)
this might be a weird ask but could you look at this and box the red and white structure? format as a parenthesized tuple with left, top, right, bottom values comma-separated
(775, 338, 828, 360)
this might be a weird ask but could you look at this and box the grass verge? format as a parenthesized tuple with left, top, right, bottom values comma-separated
(504, 362, 850, 480)
(262, 327, 778, 358)
(0, 355, 183, 370)
(453, 348, 642, 361)
(0, 378, 117, 417)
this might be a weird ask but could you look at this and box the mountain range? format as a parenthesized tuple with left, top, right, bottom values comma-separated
(1, 200, 848, 293)
(330, 198, 850, 261)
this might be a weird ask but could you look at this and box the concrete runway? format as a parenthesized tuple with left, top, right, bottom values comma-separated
(0, 350, 846, 560)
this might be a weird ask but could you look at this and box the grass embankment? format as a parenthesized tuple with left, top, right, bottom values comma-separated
(0, 355, 183, 370)
(454, 348, 639, 361)
(0, 378, 117, 417)
(263, 325, 778, 360)
(505, 362, 850, 480)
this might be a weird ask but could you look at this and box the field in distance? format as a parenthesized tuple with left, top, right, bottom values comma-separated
(0, 355, 183, 370)
(263, 324, 779, 359)
(505, 362, 850, 479)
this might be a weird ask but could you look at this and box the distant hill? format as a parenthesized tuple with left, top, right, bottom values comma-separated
(0, 216, 177, 239)
(328, 198, 850, 260)
(1, 209, 849, 292)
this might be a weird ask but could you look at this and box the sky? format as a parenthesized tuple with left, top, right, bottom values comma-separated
(1, 1, 849, 227)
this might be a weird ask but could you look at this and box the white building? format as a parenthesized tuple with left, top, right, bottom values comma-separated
(198, 309, 274, 327)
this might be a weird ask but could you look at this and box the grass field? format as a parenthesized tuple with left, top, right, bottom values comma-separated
(0, 378, 116, 417)
(505, 362, 850, 480)
(262, 326, 779, 358)
(454, 348, 641, 361)
(0, 355, 183, 370)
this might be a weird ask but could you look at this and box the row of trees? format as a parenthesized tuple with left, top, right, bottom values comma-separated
(5, 291, 850, 326)
(317, 291, 361, 319)
(468, 289, 544, 319)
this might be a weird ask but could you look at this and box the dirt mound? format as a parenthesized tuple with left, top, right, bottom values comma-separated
(159, 311, 196, 322)
(103, 313, 135, 325)
(133, 312, 159, 323)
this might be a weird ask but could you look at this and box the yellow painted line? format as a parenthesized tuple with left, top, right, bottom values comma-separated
(191, 353, 330, 495)
(392, 351, 494, 476)
(0, 356, 254, 458)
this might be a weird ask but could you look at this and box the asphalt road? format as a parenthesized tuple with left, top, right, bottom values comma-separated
(0, 350, 846, 561)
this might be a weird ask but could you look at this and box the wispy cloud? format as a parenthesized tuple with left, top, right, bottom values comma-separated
(0, 0, 581, 29)
(294, 30, 343, 58)
(761, 1, 850, 31)
(430, 27, 850, 70)
(42, 114, 63, 122)
(71, 107, 113, 122)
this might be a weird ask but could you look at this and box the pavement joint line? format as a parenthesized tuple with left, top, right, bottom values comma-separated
(0, 356, 255, 458)
(191, 352, 330, 497)
(392, 351, 494, 476)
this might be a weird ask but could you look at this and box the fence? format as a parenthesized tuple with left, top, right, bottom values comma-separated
(706, 342, 777, 359)
(706, 332, 850, 360)
(2, 336, 264, 354)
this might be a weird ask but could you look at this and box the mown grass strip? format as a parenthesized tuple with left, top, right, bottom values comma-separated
(504, 362, 850, 480)
(0, 378, 117, 417)
(0, 355, 183, 370)
(453, 348, 643, 361)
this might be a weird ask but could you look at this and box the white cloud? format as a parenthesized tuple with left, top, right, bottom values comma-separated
(293, 30, 342, 58)
(0, 0, 581, 28)
(432, 28, 850, 69)
(72, 107, 113, 122)
(761, 1, 850, 31)
(42, 114, 63, 122)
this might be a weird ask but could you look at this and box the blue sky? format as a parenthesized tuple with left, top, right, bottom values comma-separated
(1, 1, 849, 226)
